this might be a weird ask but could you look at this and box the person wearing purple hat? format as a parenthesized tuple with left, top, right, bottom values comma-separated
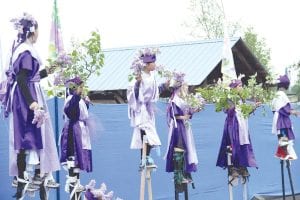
(60, 76, 93, 198)
(4, 13, 60, 199)
(127, 48, 169, 170)
(271, 75, 299, 160)
(216, 79, 258, 181)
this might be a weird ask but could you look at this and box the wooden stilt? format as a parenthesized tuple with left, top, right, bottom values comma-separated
(140, 136, 154, 200)
(281, 160, 286, 200)
(286, 160, 295, 200)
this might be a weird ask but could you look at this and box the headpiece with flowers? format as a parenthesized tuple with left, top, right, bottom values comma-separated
(10, 13, 37, 42)
(65, 76, 83, 89)
(128, 47, 160, 81)
(170, 71, 185, 89)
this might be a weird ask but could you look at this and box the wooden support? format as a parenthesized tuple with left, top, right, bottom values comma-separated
(140, 136, 153, 200)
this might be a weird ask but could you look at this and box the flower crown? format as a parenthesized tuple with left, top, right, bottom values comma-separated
(138, 47, 160, 59)
(170, 71, 185, 88)
(130, 47, 160, 74)
(65, 76, 83, 89)
(10, 12, 37, 34)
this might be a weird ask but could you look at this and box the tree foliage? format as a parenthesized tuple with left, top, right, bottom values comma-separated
(187, 0, 240, 39)
(242, 27, 271, 67)
(186, 0, 271, 68)
(46, 30, 105, 97)
(291, 61, 300, 99)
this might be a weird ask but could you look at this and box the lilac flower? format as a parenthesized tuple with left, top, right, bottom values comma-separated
(53, 72, 66, 86)
(32, 109, 48, 128)
(130, 58, 145, 74)
(85, 180, 122, 200)
(173, 71, 185, 84)
(56, 52, 72, 68)
(185, 93, 206, 113)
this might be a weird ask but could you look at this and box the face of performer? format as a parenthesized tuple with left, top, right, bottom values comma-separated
(27, 27, 39, 44)
(76, 83, 84, 95)
(144, 62, 156, 73)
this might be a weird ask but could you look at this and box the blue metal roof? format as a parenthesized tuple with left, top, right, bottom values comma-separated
(87, 37, 240, 91)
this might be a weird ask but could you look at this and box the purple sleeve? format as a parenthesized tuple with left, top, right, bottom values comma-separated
(278, 103, 291, 117)
(20, 51, 34, 71)
(64, 95, 81, 121)
(158, 83, 167, 94)
(134, 81, 141, 100)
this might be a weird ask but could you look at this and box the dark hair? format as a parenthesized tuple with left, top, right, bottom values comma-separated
(17, 19, 38, 43)
(277, 82, 290, 90)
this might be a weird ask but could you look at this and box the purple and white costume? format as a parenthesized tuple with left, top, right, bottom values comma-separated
(216, 105, 257, 168)
(8, 42, 60, 176)
(60, 94, 93, 172)
(271, 90, 297, 159)
(165, 93, 198, 173)
(127, 71, 161, 149)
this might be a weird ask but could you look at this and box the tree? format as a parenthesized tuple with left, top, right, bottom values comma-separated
(242, 27, 271, 68)
(185, 0, 271, 68)
(186, 0, 240, 39)
(291, 61, 300, 99)
(47, 30, 105, 97)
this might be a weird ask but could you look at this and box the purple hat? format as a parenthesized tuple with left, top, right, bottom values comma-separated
(138, 47, 160, 64)
(65, 76, 83, 88)
(277, 75, 290, 89)
(229, 79, 242, 88)
(140, 54, 156, 63)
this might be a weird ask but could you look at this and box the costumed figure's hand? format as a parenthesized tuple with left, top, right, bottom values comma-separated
(135, 73, 142, 82)
(32, 108, 48, 128)
(290, 109, 300, 117)
(165, 79, 170, 88)
(45, 65, 57, 75)
(29, 101, 39, 110)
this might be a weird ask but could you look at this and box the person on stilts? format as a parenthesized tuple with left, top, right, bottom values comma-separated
(216, 79, 259, 199)
(271, 74, 299, 200)
(2, 13, 60, 200)
(127, 47, 169, 171)
(164, 72, 203, 200)
(60, 76, 93, 200)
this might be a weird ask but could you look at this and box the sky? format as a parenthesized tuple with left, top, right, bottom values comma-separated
(0, 0, 300, 76)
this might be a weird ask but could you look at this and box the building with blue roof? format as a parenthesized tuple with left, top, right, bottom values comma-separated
(87, 37, 267, 103)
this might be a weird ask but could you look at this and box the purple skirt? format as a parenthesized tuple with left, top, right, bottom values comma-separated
(216, 108, 257, 168)
(60, 121, 92, 172)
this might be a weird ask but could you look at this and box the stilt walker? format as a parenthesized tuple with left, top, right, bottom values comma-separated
(3, 13, 60, 200)
(216, 79, 259, 200)
(60, 77, 93, 200)
(127, 48, 169, 200)
(271, 74, 299, 200)
(165, 72, 203, 200)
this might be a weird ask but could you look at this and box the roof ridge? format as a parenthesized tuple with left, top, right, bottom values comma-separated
(103, 37, 241, 52)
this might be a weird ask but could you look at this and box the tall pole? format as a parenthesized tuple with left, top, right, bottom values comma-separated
(54, 96, 60, 200)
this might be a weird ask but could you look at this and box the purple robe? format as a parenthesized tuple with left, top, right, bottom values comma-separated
(12, 51, 42, 150)
(60, 94, 93, 172)
(8, 43, 60, 176)
(216, 107, 257, 168)
(165, 97, 197, 173)
(276, 103, 295, 140)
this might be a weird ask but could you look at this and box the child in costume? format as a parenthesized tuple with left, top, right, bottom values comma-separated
(127, 48, 169, 169)
(216, 79, 258, 179)
(165, 72, 202, 184)
(60, 77, 92, 197)
(4, 13, 60, 199)
(271, 75, 299, 160)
